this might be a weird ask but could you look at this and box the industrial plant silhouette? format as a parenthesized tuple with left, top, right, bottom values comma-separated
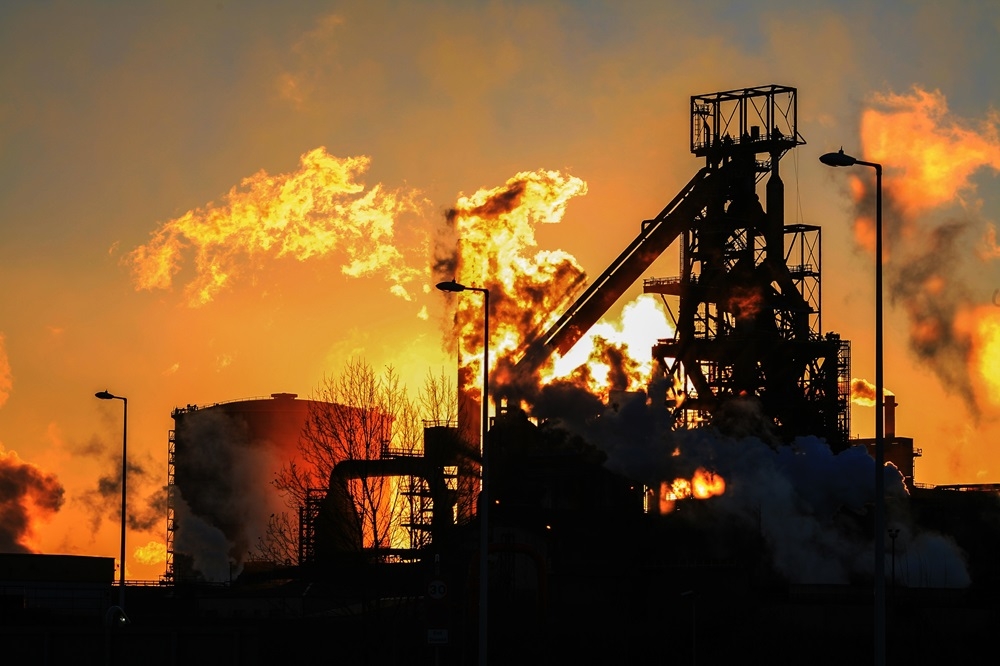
(4, 85, 999, 665)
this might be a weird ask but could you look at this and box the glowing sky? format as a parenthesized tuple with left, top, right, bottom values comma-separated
(2, 1, 1000, 580)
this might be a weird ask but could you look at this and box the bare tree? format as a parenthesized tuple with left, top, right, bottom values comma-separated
(274, 359, 423, 552)
(419, 367, 458, 424)
(258, 361, 464, 563)
(248, 512, 298, 565)
(418, 367, 481, 522)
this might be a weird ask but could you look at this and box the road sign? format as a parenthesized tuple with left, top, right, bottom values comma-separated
(428, 579, 448, 600)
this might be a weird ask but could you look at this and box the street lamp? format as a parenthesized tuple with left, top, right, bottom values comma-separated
(436, 279, 490, 666)
(819, 147, 885, 665)
(96, 390, 128, 611)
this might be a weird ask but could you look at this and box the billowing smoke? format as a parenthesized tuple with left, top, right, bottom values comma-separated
(127, 148, 427, 307)
(172, 406, 294, 581)
(133, 540, 168, 566)
(172, 491, 234, 583)
(850, 377, 893, 407)
(889, 220, 977, 407)
(850, 171, 980, 410)
(434, 169, 589, 390)
(79, 436, 168, 534)
(850, 86, 1000, 414)
(433, 169, 674, 412)
(539, 388, 970, 587)
(0, 447, 65, 553)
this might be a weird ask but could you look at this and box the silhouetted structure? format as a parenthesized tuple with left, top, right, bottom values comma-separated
(304, 422, 476, 564)
(168, 393, 319, 581)
(514, 85, 851, 449)
(15, 84, 1000, 666)
(856, 394, 922, 490)
(169, 394, 478, 582)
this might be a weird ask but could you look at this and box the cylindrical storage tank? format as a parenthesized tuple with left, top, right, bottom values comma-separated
(170, 393, 320, 582)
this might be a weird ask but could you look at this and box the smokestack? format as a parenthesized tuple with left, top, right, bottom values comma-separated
(765, 151, 784, 262)
(884, 394, 897, 439)
(456, 367, 482, 524)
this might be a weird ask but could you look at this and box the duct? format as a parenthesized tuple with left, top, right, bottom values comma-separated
(885, 394, 897, 439)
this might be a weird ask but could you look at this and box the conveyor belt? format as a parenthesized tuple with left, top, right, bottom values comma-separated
(515, 166, 715, 376)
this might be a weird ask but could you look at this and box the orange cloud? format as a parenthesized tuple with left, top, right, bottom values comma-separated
(440, 169, 589, 383)
(853, 88, 1000, 417)
(957, 305, 1000, 409)
(0, 447, 65, 553)
(861, 87, 1000, 219)
(127, 148, 426, 307)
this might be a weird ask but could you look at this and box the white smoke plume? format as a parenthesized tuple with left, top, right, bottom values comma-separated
(548, 388, 970, 587)
(172, 491, 234, 583)
(171, 407, 286, 581)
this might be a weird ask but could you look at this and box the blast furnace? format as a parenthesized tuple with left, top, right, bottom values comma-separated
(514, 85, 851, 448)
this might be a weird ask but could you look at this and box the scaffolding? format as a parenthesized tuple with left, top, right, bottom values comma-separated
(399, 463, 459, 550)
(298, 489, 324, 565)
(164, 429, 175, 582)
(298, 422, 470, 564)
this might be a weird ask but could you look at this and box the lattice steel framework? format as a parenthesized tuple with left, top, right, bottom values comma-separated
(512, 85, 850, 448)
(298, 488, 324, 565)
(164, 429, 176, 582)
(647, 85, 850, 447)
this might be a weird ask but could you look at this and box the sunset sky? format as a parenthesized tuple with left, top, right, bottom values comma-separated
(2, 1, 999, 580)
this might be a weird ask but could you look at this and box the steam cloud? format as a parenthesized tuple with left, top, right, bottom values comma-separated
(435, 169, 589, 386)
(540, 386, 970, 587)
(172, 408, 289, 581)
(172, 492, 234, 582)
(850, 377, 893, 407)
(854, 87, 1000, 415)
(0, 448, 65, 553)
(80, 440, 168, 534)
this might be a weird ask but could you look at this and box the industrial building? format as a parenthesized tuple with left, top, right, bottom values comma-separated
(168, 392, 483, 577)
(511, 84, 849, 448)
(8, 85, 1000, 664)
(168, 392, 317, 582)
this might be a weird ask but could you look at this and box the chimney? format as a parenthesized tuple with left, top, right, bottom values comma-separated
(456, 363, 482, 524)
(884, 394, 897, 440)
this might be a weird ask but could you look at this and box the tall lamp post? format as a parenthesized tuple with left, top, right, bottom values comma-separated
(436, 279, 490, 666)
(96, 390, 128, 612)
(819, 148, 885, 665)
